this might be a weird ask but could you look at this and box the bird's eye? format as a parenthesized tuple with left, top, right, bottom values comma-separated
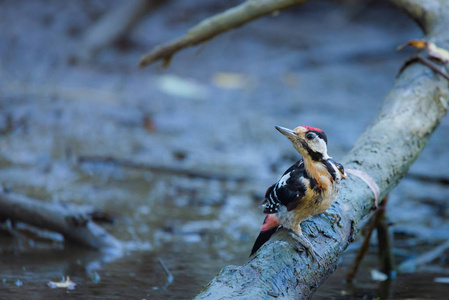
(306, 133, 314, 140)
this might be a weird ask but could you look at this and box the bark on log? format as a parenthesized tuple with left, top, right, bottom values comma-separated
(194, 1, 449, 299)
(139, 0, 307, 67)
(0, 192, 122, 250)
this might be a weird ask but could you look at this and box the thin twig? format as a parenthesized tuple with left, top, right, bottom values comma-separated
(376, 213, 395, 277)
(398, 55, 449, 81)
(158, 257, 174, 289)
(399, 239, 449, 273)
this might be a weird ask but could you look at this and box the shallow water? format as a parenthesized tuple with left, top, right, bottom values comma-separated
(2, 237, 449, 299)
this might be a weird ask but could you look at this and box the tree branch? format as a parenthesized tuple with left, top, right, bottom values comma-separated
(0, 192, 122, 250)
(138, 0, 307, 67)
(194, 1, 449, 298)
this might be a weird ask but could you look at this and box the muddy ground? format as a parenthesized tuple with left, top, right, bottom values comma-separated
(1, 0, 449, 299)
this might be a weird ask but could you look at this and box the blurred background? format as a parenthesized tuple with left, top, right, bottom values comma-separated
(1, 0, 449, 298)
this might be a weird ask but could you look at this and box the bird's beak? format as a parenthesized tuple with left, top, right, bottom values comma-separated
(342, 172, 348, 179)
(275, 126, 297, 140)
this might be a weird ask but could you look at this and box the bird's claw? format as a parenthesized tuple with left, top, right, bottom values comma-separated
(289, 232, 323, 265)
(323, 211, 342, 228)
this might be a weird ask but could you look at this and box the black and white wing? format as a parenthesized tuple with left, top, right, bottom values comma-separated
(262, 160, 307, 214)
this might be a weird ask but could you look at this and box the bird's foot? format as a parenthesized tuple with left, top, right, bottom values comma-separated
(289, 232, 323, 265)
(323, 211, 342, 228)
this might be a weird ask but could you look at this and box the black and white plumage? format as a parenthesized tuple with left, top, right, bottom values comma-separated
(250, 125, 347, 257)
(263, 158, 345, 214)
(263, 160, 306, 214)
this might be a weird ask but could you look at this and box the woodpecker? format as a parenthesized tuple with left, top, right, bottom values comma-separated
(250, 125, 347, 259)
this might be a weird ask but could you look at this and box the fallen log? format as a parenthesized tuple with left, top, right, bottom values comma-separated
(0, 191, 121, 250)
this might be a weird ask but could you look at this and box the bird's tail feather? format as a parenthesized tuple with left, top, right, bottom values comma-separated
(250, 227, 278, 256)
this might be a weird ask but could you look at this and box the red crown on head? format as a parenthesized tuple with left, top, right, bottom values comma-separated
(303, 126, 323, 133)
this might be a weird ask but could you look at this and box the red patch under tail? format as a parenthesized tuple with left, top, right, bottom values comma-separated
(261, 215, 280, 232)
(251, 215, 280, 256)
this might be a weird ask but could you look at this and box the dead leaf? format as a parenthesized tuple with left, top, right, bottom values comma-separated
(47, 276, 77, 290)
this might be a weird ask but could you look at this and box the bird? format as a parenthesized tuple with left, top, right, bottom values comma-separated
(250, 125, 347, 260)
